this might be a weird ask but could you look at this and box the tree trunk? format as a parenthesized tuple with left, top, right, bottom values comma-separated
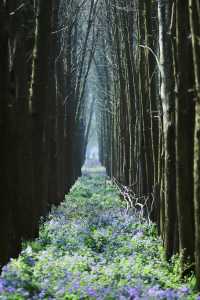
(158, 0, 177, 259)
(175, 0, 195, 264)
(30, 0, 53, 233)
(189, 0, 200, 287)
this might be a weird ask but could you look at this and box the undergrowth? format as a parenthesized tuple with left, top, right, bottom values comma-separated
(0, 173, 199, 299)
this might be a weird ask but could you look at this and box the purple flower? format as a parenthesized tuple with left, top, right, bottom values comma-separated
(6, 286, 16, 293)
(164, 289, 177, 299)
(72, 281, 80, 290)
(179, 286, 190, 294)
(38, 290, 47, 299)
(85, 287, 97, 297)
(147, 286, 178, 299)
(26, 256, 36, 266)
(148, 286, 160, 297)
(2, 265, 9, 273)
(0, 279, 5, 293)
(128, 287, 140, 298)
(135, 231, 144, 238)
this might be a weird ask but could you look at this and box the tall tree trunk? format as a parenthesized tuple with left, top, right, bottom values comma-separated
(158, 0, 177, 259)
(30, 0, 53, 233)
(175, 0, 195, 264)
(0, 0, 13, 266)
(189, 0, 200, 287)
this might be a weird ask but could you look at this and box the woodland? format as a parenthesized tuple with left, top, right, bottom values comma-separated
(0, 0, 200, 299)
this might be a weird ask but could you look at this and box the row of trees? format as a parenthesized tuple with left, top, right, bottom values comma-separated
(0, 0, 97, 266)
(96, 0, 200, 288)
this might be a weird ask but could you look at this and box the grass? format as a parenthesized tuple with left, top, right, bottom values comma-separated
(0, 173, 199, 299)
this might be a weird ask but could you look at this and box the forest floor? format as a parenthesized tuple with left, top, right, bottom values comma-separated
(0, 169, 199, 300)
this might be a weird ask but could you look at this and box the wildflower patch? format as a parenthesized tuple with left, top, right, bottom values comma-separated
(0, 174, 199, 299)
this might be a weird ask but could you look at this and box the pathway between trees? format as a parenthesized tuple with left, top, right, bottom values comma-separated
(0, 170, 198, 299)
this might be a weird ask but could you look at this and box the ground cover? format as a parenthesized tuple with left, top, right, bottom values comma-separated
(0, 172, 199, 299)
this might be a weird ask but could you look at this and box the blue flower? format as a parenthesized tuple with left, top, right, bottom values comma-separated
(72, 281, 80, 290)
(179, 286, 190, 295)
(38, 290, 47, 299)
(85, 287, 97, 297)
(6, 287, 16, 293)
(0, 279, 5, 293)
(127, 287, 140, 298)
